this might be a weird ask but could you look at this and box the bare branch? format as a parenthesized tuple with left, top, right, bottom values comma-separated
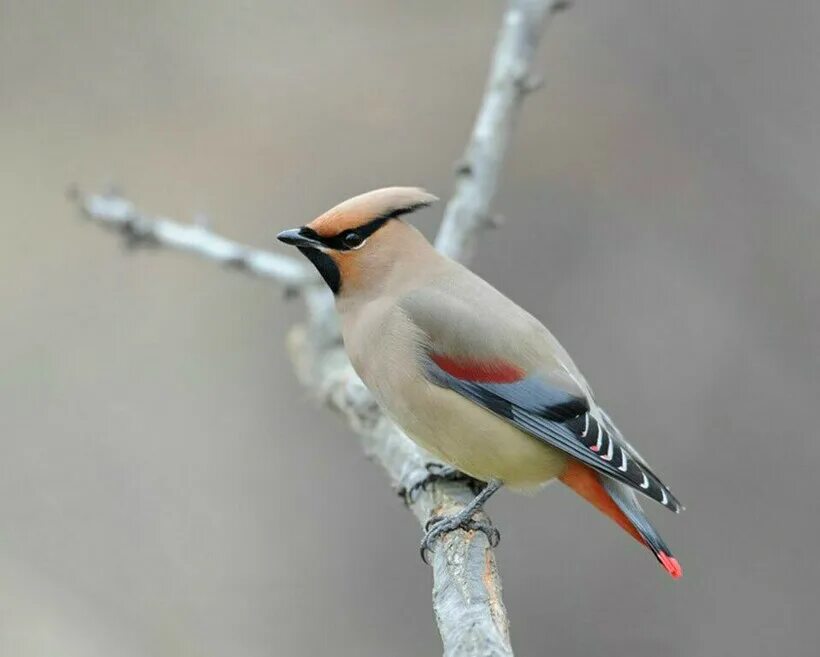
(435, 0, 559, 262)
(73, 189, 318, 290)
(70, 1, 563, 655)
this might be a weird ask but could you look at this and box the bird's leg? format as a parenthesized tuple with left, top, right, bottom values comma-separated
(399, 462, 483, 505)
(420, 479, 503, 563)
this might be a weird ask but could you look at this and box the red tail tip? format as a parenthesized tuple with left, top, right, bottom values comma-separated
(658, 552, 683, 579)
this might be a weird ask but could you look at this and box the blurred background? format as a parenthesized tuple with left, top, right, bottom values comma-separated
(2, 1, 819, 655)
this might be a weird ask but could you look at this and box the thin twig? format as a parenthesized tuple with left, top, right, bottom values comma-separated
(73, 189, 318, 291)
(70, 1, 562, 654)
(436, 0, 561, 262)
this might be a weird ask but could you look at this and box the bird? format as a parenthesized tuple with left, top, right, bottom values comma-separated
(277, 187, 683, 578)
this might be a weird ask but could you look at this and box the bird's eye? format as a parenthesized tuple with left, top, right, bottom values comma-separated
(342, 231, 364, 248)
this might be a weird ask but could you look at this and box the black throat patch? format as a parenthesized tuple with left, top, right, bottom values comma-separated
(298, 246, 340, 294)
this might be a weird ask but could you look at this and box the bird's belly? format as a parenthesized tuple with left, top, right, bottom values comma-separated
(345, 305, 567, 491)
(387, 381, 568, 491)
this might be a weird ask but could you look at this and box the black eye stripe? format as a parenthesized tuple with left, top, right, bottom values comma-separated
(298, 199, 432, 251)
(299, 227, 322, 241)
(299, 215, 392, 251)
(352, 215, 392, 239)
(297, 246, 340, 294)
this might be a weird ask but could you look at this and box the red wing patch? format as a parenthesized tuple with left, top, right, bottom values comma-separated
(429, 353, 525, 384)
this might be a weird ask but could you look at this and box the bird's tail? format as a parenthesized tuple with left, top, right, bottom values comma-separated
(560, 461, 682, 579)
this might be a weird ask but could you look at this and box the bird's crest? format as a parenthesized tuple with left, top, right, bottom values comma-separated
(306, 187, 437, 237)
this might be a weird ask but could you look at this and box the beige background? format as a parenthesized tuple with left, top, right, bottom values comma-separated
(2, 1, 819, 655)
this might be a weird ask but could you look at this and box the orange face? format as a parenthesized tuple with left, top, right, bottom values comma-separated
(277, 187, 437, 294)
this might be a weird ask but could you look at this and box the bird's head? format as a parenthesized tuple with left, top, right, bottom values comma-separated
(277, 187, 438, 295)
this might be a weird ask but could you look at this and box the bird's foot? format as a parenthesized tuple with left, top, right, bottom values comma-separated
(420, 512, 501, 563)
(399, 463, 483, 505)
(419, 479, 503, 563)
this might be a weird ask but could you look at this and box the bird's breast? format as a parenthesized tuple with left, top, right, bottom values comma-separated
(341, 303, 567, 490)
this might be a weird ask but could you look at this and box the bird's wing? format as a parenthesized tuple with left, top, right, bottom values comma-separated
(400, 282, 682, 512)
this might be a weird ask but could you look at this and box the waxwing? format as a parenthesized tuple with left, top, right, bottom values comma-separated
(278, 187, 683, 578)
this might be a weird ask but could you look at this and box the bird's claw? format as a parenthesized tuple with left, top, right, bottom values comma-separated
(420, 514, 501, 563)
(399, 463, 481, 505)
(475, 521, 502, 548)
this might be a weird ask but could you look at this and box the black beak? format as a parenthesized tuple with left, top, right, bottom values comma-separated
(276, 228, 323, 249)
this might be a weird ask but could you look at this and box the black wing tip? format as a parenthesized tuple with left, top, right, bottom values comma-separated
(666, 490, 684, 513)
(645, 471, 683, 513)
(646, 477, 683, 513)
(570, 413, 682, 510)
